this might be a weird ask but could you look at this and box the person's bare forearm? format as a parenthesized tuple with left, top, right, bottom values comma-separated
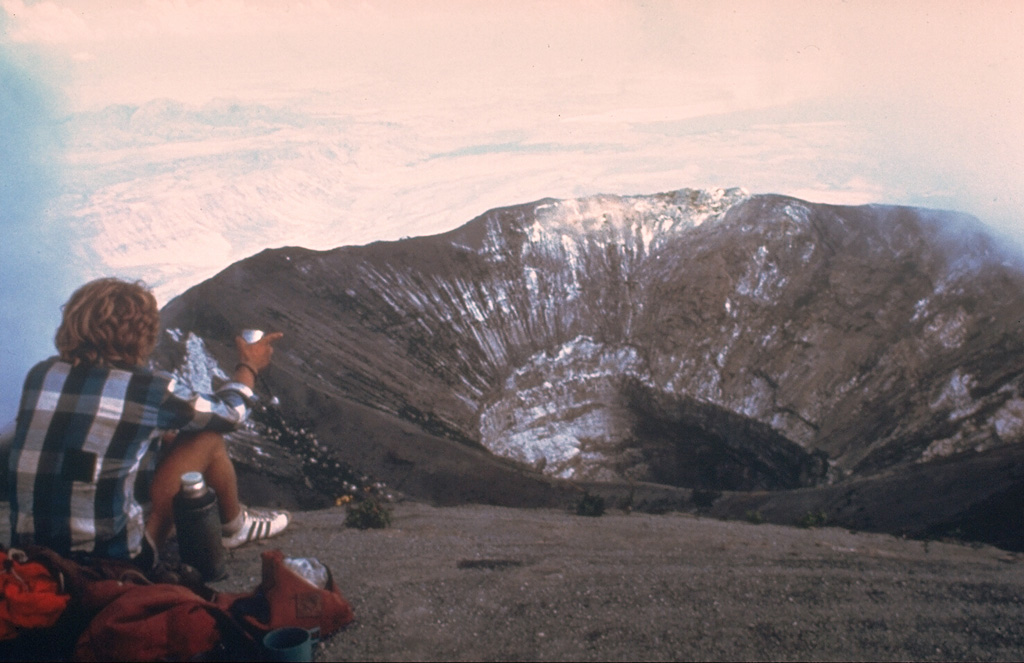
(232, 363, 258, 388)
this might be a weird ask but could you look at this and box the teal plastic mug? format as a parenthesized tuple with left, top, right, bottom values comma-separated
(262, 626, 321, 662)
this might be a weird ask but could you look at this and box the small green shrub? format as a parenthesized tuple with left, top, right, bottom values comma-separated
(345, 497, 393, 529)
(797, 510, 828, 528)
(744, 510, 765, 524)
(575, 492, 606, 517)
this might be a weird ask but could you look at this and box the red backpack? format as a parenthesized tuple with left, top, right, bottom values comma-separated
(215, 549, 355, 640)
(0, 547, 71, 641)
(73, 581, 232, 662)
(76, 549, 355, 661)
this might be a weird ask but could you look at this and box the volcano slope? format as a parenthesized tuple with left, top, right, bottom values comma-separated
(158, 189, 1024, 549)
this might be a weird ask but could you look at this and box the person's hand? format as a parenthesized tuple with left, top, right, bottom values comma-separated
(235, 332, 284, 374)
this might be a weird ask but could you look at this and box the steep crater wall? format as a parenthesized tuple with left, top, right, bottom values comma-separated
(160, 189, 1024, 499)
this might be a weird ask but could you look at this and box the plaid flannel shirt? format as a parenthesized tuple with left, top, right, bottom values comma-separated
(7, 357, 254, 560)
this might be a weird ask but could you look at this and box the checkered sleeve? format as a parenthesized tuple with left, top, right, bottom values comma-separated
(155, 372, 255, 433)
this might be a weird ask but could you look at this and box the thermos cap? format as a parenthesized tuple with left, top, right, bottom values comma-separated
(180, 471, 206, 495)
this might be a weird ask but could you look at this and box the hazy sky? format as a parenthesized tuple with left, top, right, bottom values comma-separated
(6, 1, 1023, 202)
(1, 0, 1022, 418)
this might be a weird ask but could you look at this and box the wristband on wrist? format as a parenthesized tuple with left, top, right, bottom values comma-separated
(235, 363, 259, 380)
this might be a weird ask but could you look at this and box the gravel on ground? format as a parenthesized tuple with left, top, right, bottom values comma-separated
(206, 502, 1024, 662)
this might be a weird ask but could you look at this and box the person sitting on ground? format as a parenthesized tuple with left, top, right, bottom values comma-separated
(6, 277, 289, 569)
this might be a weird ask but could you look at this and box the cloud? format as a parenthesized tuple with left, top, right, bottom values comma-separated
(1, 0, 94, 43)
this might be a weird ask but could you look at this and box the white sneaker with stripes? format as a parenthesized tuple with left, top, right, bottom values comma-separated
(222, 507, 290, 549)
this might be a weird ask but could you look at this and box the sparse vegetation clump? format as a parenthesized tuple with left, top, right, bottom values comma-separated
(797, 510, 828, 528)
(575, 492, 606, 517)
(744, 510, 765, 524)
(345, 497, 393, 529)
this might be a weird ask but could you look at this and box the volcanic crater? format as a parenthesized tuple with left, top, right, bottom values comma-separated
(157, 188, 1024, 549)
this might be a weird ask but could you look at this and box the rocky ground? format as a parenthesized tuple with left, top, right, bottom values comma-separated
(206, 502, 1024, 662)
(3, 500, 1024, 661)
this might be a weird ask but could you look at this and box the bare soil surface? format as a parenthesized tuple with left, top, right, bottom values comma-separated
(207, 502, 1024, 662)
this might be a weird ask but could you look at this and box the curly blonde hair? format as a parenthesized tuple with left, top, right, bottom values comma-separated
(55, 278, 160, 367)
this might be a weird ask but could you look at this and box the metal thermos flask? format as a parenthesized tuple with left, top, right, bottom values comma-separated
(172, 471, 227, 581)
